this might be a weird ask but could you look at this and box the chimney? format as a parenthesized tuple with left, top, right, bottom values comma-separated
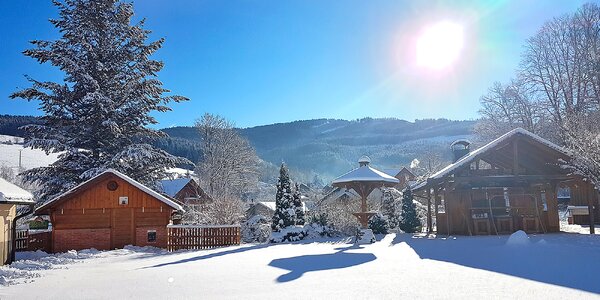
(358, 155, 371, 167)
(450, 140, 471, 162)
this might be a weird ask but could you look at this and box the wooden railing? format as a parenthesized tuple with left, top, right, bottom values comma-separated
(15, 230, 28, 251)
(15, 230, 52, 253)
(167, 225, 241, 251)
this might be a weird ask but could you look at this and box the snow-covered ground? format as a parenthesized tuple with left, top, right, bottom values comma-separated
(0, 142, 61, 170)
(1, 232, 600, 299)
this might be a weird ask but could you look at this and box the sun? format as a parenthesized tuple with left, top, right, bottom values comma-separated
(416, 21, 464, 70)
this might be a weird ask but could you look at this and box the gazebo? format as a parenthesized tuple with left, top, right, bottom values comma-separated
(332, 156, 399, 239)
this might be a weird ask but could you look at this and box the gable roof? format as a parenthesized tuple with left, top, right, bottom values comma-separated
(36, 169, 183, 214)
(0, 178, 35, 204)
(429, 128, 569, 180)
(159, 178, 193, 198)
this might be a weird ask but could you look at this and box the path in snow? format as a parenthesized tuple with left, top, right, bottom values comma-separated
(1, 233, 600, 299)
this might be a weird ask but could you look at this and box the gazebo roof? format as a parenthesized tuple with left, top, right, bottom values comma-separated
(332, 158, 399, 186)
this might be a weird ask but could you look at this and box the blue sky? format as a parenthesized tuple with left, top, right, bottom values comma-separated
(0, 1, 595, 128)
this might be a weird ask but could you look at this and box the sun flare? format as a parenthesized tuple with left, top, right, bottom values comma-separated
(416, 21, 464, 70)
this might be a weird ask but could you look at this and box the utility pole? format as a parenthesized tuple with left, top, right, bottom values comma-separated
(18, 149, 22, 170)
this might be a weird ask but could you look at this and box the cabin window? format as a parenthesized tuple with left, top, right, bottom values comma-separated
(107, 181, 118, 191)
(147, 230, 157, 243)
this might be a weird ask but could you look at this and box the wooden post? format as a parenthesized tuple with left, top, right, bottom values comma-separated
(426, 187, 432, 233)
(513, 139, 519, 176)
(588, 185, 596, 234)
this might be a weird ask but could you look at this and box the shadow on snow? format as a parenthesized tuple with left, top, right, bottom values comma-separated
(268, 244, 376, 283)
(392, 233, 600, 294)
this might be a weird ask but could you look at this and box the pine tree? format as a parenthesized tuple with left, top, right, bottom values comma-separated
(272, 164, 294, 231)
(292, 183, 305, 225)
(10, 0, 189, 201)
(381, 188, 400, 230)
(399, 188, 421, 233)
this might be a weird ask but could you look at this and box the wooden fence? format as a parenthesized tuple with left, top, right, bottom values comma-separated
(167, 225, 241, 251)
(15, 230, 52, 253)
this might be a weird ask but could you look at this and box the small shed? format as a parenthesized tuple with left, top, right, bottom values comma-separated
(35, 169, 183, 253)
(0, 178, 35, 265)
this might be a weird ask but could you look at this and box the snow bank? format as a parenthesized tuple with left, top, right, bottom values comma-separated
(505, 230, 530, 246)
(1, 246, 168, 286)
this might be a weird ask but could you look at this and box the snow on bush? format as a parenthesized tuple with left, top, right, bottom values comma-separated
(269, 223, 339, 243)
(242, 215, 271, 243)
(506, 230, 530, 246)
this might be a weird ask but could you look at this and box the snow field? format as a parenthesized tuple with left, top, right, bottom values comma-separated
(1, 233, 599, 299)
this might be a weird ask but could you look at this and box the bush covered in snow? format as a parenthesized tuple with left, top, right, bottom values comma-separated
(242, 215, 271, 243)
(269, 223, 339, 243)
(368, 213, 389, 234)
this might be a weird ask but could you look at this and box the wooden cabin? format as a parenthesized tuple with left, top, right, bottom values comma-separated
(35, 170, 183, 253)
(0, 178, 35, 265)
(383, 167, 416, 188)
(413, 128, 599, 235)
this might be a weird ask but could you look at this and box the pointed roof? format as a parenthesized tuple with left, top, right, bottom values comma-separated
(36, 169, 184, 214)
(159, 178, 193, 198)
(0, 178, 34, 204)
(429, 128, 569, 180)
(332, 165, 399, 185)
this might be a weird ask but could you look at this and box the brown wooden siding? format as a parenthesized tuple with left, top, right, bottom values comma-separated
(48, 173, 174, 252)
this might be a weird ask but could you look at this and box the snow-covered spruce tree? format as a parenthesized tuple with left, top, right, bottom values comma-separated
(381, 188, 400, 230)
(399, 188, 421, 233)
(292, 183, 305, 225)
(10, 0, 189, 202)
(272, 164, 295, 231)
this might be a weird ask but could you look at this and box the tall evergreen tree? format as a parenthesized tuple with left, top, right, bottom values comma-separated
(381, 188, 400, 230)
(272, 164, 294, 231)
(399, 188, 421, 233)
(10, 0, 189, 201)
(292, 183, 305, 225)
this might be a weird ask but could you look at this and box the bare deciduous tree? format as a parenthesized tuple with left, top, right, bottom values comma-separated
(195, 113, 259, 200)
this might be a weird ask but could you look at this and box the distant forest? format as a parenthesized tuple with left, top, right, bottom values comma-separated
(0, 115, 475, 181)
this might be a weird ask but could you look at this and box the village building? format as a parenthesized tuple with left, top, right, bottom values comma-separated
(0, 178, 35, 265)
(413, 128, 599, 235)
(159, 177, 210, 206)
(383, 167, 416, 188)
(35, 170, 183, 253)
(246, 201, 276, 219)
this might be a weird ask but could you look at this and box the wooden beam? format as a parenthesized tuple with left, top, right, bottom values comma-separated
(513, 139, 519, 175)
(426, 188, 432, 233)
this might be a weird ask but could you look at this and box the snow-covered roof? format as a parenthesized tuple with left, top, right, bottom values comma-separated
(36, 169, 184, 213)
(332, 165, 399, 185)
(382, 169, 401, 177)
(430, 128, 569, 180)
(258, 201, 276, 211)
(159, 178, 192, 198)
(0, 178, 34, 204)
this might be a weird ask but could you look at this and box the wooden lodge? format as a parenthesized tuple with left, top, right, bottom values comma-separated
(35, 170, 184, 253)
(413, 128, 599, 235)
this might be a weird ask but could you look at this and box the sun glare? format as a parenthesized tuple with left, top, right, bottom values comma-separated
(416, 21, 464, 70)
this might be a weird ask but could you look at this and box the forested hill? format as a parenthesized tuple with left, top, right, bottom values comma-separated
(163, 118, 476, 179)
(0, 115, 475, 180)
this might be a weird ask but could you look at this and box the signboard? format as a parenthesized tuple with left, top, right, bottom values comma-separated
(119, 196, 129, 205)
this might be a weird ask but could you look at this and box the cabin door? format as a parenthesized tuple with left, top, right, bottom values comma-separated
(111, 208, 134, 249)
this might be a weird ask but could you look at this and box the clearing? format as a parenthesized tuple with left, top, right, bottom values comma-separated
(1, 232, 599, 299)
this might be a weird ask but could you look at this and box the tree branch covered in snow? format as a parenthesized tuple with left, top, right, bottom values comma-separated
(10, 0, 189, 202)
